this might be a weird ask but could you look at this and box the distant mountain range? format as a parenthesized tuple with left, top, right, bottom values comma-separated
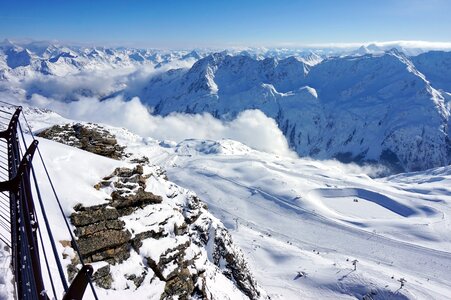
(1, 39, 450, 172)
(0, 39, 208, 78)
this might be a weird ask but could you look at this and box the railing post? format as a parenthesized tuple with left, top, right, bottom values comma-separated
(0, 107, 23, 299)
(63, 265, 94, 300)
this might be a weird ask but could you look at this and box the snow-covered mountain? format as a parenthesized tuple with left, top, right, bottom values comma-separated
(412, 51, 451, 93)
(2, 39, 446, 81)
(1, 40, 450, 172)
(140, 50, 451, 172)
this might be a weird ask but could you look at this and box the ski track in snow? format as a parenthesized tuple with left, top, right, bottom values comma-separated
(155, 153, 451, 299)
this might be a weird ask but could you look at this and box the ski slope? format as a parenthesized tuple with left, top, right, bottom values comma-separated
(132, 139, 451, 299)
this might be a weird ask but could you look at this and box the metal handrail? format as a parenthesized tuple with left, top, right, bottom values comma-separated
(0, 107, 96, 300)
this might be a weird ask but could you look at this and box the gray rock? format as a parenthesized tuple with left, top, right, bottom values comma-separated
(161, 268, 194, 300)
(78, 229, 131, 257)
(125, 271, 147, 289)
(70, 207, 120, 227)
(92, 265, 113, 289)
(37, 123, 125, 159)
(111, 188, 162, 209)
(74, 220, 125, 237)
(131, 230, 166, 251)
(90, 243, 131, 264)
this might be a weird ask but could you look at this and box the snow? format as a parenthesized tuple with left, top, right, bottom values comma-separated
(140, 236, 190, 263)
(1, 41, 451, 299)
(0, 245, 13, 300)
(20, 108, 445, 299)
(157, 142, 451, 299)
(1, 107, 451, 298)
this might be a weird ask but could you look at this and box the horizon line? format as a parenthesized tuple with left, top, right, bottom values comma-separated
(2, 37, 451, 51)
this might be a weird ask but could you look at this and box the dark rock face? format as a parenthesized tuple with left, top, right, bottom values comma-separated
(111, 188, 162, 209)
(161, 268, 194, 300)
(191, 215, 265, 300)
(78, 229, 131, 259)
(37, 123, 125, 159)
(71, 205, 119, 227)
(214, 228, 260, 299)
(71, 203, 132, 265)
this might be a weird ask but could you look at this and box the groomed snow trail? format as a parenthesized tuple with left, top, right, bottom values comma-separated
(157, 154, 451, 299)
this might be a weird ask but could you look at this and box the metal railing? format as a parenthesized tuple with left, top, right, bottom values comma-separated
(0, 105, 96, 300)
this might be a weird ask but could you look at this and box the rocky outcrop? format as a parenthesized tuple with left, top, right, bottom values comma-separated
(37, 123, 125, 159)
(69, 165, 161, 286)
(68, 164, 268, 299)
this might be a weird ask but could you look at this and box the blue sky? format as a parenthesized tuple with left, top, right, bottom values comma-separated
(0, 0, 450, 48)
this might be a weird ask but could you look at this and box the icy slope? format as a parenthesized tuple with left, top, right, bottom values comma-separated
(141, 50, 450, 172)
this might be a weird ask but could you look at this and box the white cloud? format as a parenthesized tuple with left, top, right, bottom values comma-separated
(370, 41, 451, 50)
(27, 95, 297, 158)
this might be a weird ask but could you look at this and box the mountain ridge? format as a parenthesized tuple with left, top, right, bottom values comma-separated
(1, 40, 450, 172)
(140, 50, 450, 172)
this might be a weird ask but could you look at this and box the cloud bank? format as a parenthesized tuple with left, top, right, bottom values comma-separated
(27, 95, 297, 158)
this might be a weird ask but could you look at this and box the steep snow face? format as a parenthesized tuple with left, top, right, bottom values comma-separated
(142, 51, 450, 172)
(5, 48, 34, 68)
(412, 51, 451, 93)
(303, 51, 449, 171)
(144, 53, 310, 117)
